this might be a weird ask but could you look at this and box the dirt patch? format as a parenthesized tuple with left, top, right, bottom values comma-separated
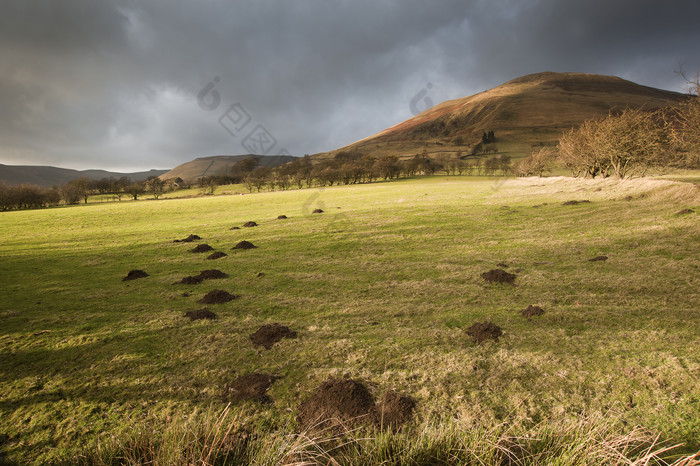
(174, 234, 201, 243)
(312, 208, 324, 213)
(496, 262, 509, 268)
(466, 321, 503, 344)
(481, 269, 516, 284)
(297, 378, 377, 432)
(226, 373, 278, 403)
(185, 307, 217, 320)
(233, 240, 257, 250)
(122, 269, 149, 281)
(197, 269, 229, 280)
(199, 289, 239, 304)
(191, 244, 214, 253)
(520, 305, 545, 319)
(243, 221, 258, 227)
(230, 226, 241, 230)
(207, 251, 228, 260)
(675, 208, 695, 215)
(277, 215, 287, 219)
(588, 255, 608, 262)
(377, 391, 415, 430)
(255, 272, 265, 278)
(249, 323, 297, 349)
(562, 200, 591, 205)
(175, 276, 203, 285)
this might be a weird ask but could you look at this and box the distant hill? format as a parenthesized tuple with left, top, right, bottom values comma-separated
(160, 154, 296, 181)
(0, 164, 168, 188)
(315, 72, 687, 161)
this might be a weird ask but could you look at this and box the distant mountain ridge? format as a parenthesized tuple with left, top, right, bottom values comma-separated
(315, 72, 687, 161)
(159, 154, 296, 181)
(0, 164, 168, 188)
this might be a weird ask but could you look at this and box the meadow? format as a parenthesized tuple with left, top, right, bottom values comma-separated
(0, 175, 698, 465)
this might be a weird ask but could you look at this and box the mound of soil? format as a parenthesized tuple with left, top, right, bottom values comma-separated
(675, 208, 695, 215)
(481, 269, 516, 284)
(588, 255, 608, 262)
(249, 323, 297, 349)
(122, 269, 149, 281)
(185, 307, 217, 320)
(199, 289, 239, 304)
(312, 208, 324, 213)
(377, 391, 415, 430)
(297, 378, 377, 432)
(207, 251, 228, 260)
(227, 373, 278, 403)
(277, 215, 287, 219)
(174, 234, 201, 243)
(232, 240, 257, 250)
(175, 276, 203, 285)
(520, 305, 545, 319)
(191, 244, 214, 253)
(197, 269, 229, 280)
(243, 221, 258, 227)
(466, 321, 503, 344)
(562, 200, 591, 206)
(230, 226, 241, 230)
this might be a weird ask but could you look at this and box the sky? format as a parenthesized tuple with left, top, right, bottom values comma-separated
(2, 0, 700, 172)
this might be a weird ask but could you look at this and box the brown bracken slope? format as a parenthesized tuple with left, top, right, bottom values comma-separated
(315, 72, 686, 161)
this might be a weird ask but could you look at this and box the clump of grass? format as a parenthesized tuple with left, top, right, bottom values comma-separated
(81, 408, 697, 465)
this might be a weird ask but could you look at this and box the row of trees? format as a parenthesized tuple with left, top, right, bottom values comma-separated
(0, 176, 171, 211)
(231, 152, 512, 193)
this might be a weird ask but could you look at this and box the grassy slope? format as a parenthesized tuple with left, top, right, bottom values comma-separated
(0, 176, 699, 464)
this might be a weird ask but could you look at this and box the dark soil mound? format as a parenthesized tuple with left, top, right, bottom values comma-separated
(562, 200, 591, 206)
(207, 251, 228, 260)
(312, 208, 324, 213)
(191, 244, 214, 253)
(199, 289, 239, 304)
(174, 234, 201, 243)
(249, 323, 297, 349)
(297, 378, 377, 432)
(377, 391, 415, 430)
(520, 305, 545, 319)
(588, 255, 608, 262)
(185, 307, 217, 320)
(674, 208, 695, 215)
(227, 373, 278, 403)
(466, 321, 503, 344)
(481, 269, 516, 284)
(197, 269, 229, 280)
(243, 221, 258, 227)
(230, 226, 241, 230)
(277, 215, 287, 219)
(122, 269, 149, 281)
(175, 276, 203, 284)
(233, 240, 257, 250)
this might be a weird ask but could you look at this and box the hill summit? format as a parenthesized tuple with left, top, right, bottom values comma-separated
(317, 72, 686, 160)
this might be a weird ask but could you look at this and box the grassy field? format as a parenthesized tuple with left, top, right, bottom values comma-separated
(1, 175, 699, 464)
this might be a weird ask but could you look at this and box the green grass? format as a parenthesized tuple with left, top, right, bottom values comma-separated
(1, 176, 699, 464)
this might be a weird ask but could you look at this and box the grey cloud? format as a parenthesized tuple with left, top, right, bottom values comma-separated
(0, 0, 698, 170)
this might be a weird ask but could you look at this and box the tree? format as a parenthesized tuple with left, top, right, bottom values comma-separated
(513, 147, 555, 177)
(146, 176, 167, 199)
(558, 109, 668, 179)
(125, 182, 145, 200)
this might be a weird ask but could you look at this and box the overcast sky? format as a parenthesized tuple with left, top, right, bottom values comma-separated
(2, 0, 700, 171)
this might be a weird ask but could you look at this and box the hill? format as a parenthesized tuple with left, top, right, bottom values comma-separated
(316, 72, 687, 161)
(0, 164, 168, 188)
(160, 154, 296, 181)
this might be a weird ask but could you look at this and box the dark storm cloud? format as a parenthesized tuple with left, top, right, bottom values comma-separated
(1, 0, 699, 170)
